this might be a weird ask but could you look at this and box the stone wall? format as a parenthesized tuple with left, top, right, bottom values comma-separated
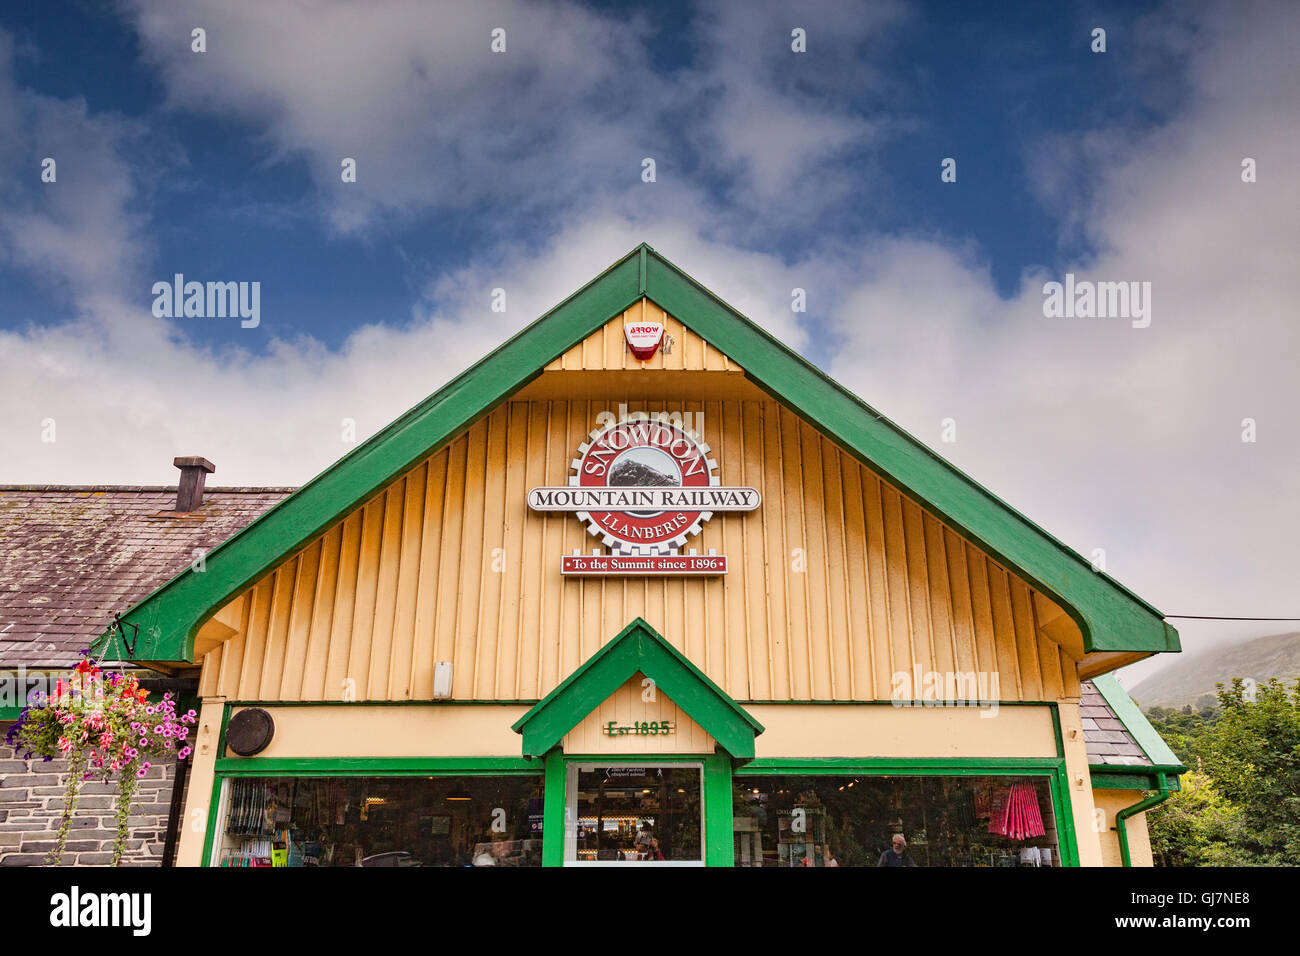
(0, 722, 186, 866)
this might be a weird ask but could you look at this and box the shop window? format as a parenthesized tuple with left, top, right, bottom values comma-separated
(733, 774, 1059, 867)
(567, 764, 703, 864)
(214, 775, 543, 867)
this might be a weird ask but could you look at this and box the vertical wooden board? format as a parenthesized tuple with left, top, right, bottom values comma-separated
(667, 310, 690, 371)
(535, 403, 566, 697)
(739, 401, 767, 698)
(861, 474, 894, 699)
(1036, 630, 1065, 701)
(921, 515, 957, 685)
(199, 643, 220, 698)
(1009, 580, 1045, 700)
(985, 563, 1023, 696)
(432, 438, 468, 690)
(323, 512, 362, 700)
(799, 424, 833, 698)
(212, 592, 250, 698)
(839, 452, 874, 699)
(819, 436, 854, 698)
(452, 424, 489, 696)
(759, 404, 791, 700)
(880, 486, 915, 694)
(778, 406, 811, 699)
(720, 401, 748, 696)
(365, 481, 405, 698)
(684, 318, 705, 371)
(496, 403, 529, 698)
(346, 499, 386, 700)
(255, 564, 292, 700)
(556, 402, 586, 690)
(472, 417, 508, 697)
(387, 465, 427, 699)
(517, 402, 547, 699)
(942, 527, 978, 677)
(900, 498, 937, 683)
(409, 449, 449, 699)
(964, 551, 1000, 691)
(299, 526, 340, 700)
(278, 543, 322, 701)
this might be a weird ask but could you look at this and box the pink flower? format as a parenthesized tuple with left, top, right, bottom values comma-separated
(137, 767, 147, 778)
(139, 737, 148, 747)
(141, 761, 151, 771)
(178, 747, 191, 759)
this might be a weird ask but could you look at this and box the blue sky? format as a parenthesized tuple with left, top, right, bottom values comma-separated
(0, 0, 1296, 682)
(2, 0, 1186, 356)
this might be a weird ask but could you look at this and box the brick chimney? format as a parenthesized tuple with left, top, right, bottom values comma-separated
(173, 456, 216, 512)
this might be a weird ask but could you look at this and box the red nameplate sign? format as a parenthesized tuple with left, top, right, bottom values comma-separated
(562, 553, 727, 576)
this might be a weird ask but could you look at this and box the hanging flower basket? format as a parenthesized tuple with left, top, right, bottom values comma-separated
(4, 655, 197, 866)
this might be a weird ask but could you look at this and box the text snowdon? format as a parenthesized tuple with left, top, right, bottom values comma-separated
(527, 486, 760, 511)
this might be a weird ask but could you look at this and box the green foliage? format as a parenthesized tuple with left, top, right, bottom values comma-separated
(1145, 705, 1217, 769)
(1146, 677, 1300, 866)
(1147, 772, 1247, 866)
(1200, 678, 1300, 864)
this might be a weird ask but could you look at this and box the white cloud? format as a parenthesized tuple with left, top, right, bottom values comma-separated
(825, 1, 1300, 679)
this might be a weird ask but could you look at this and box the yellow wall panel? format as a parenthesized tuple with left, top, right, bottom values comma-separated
(198, 311, 1084, 707)
(561, 673, 714, 754)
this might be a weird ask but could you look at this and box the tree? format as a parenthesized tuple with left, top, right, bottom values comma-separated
(1200, 678, 1300, 865)
(1147, 772, 1248, 866)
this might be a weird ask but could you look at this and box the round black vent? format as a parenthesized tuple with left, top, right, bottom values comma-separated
(226, 708, 275, 757)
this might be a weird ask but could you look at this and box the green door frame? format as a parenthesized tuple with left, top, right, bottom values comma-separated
(541, 750, 733, 867)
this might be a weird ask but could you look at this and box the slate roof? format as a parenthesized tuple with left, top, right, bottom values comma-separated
(1081, 678, 1153, 766)
(0, 486, 293, 668)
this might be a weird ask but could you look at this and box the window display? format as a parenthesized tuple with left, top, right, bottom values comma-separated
(733, 774, 1059, 867)
(569, 765, 702, 863)
(215, 775, 543, 867)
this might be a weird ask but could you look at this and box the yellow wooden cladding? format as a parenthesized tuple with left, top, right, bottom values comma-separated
(545, 300, 740, 373)
(561, 673, 714, 754)
(198, 309, 1082, 706)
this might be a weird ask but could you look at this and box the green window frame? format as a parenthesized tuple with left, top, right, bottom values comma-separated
(733, 758, 1079, 867)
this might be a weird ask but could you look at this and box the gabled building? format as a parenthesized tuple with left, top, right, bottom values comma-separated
(0, 472, 290, 865)
(91, 245, 1185, 867)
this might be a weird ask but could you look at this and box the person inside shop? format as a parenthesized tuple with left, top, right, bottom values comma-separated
(634, 824, 664, 861)
(878, 833, 918, 867)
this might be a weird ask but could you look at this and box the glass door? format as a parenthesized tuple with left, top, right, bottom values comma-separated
(564, 763, 705, 866)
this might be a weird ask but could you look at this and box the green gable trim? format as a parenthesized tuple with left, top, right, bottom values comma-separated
(95, 242, 1177, 664)
(511, 617, 763, 759)
(1090, 674, 1186, 768)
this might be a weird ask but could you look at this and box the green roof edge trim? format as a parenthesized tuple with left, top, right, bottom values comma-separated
(1088, 768, 1184, 792)
(1091, 674, 1186, 770)
(510, 617, 764, 758)
(94, 242, 1178, 664)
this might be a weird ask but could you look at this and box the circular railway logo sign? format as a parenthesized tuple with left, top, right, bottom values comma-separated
(526, 412, 760, 557)
(573, 414, 716, 554)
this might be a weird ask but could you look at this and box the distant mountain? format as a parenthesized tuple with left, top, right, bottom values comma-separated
(608, 459, 676, 487)
(1129, 631, 1300, 711)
